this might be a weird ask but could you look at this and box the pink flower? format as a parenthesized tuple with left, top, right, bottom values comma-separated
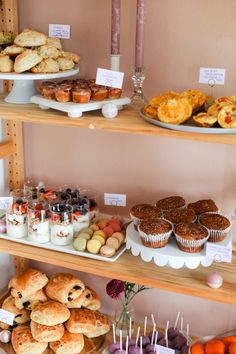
(106, 279, 125, 299)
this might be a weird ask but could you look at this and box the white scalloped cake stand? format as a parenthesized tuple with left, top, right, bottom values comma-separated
(126, 223, 232, 269)
(0, 67, 79, 104)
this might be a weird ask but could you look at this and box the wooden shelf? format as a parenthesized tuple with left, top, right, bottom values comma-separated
(0, 237, 235, 305)
(0, 94, 236, 145)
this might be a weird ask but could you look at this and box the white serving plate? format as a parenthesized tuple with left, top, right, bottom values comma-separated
(126, 223, 232, 269)
(0, 67, 79, 104)
(30, 94, 131, 118)
(139, 108, 236, 134)
(0, 233, 126, 263)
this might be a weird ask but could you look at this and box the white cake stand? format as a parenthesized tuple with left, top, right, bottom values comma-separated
(0, 67, 79, 104)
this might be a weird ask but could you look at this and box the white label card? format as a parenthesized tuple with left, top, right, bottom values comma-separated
(154, 345, 175, 354)
(95, 68, 124, 89)
(199, 67, 225, 85)
(0, 309, 15, 325)
(49, 24, 70, 39)
(206, 242, 232, 263)
(0, 197, 12, 210)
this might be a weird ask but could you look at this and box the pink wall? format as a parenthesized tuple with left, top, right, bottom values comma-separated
(18, 0, 236, 337)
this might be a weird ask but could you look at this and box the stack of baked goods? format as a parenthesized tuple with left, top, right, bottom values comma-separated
(0, 268, 110, 354)
(144, 90, 236, 129)
(0, 28, 80, 73)
(130, 196, 231, 253)
(38, 79, 122, 103)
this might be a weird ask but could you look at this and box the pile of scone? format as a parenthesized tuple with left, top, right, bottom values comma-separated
(0, 29, 80, 73)
(0, 268, 110, 354)
(144, 90, 236, 128)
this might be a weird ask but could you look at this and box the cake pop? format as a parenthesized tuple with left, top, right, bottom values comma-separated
(114, 330, 126, 354)
(139, 316, 150, 347)
(109, 324, 121, 354)
(168, 311, 180, 340)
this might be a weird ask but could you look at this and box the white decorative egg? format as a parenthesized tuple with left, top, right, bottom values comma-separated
(102, 103, 118, 118)
(0, 330, 11, 343)
(207, 271, 223, 289)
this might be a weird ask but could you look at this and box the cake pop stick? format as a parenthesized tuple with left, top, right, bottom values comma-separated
(126, 336, 129, 354)
(186, 323, 189, 346)
(120, 330, 123, 350)
(174, 312, 180, 329)
(129, 316, 132, 339)
(180, 317, 183, 334)
(144, 316, 147, 336)
(165, 320, 169, 348)
(140, 336, 143, 354)
(135, 326, 140, 347)
(151, 325, 156, 345)
(113, 324, 116, 343)
(151, 313, 155, 327)
(154, 331, 158, 352)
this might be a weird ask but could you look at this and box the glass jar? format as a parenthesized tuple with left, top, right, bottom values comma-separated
(27, 200, 50, 243)
(79, 189, 99, 221)
(70, 197, 90, 236)
(6, 189, 28, 238)
(24, 179, 38, 200)
(37, 186, 59, 204)
(50, 203, 73, 245)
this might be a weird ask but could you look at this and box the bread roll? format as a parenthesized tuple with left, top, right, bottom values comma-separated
(0, 296, 30, 330)
(65, 308, 96, 334)
(85, 288, 101, 311)
(12, 324, 48, 354)
(14, 49, 43, 73)
(14, 289, 48, 310)
(14, 28, 47, 47)
(31, 58, 59, 73)
(30, 320, 65, 343)
(57, 57, 74, 71)
(8, 268, 48, 299)
(2, 45, 24, 56)
(85, 311, 110, 338)
(31, 300, 70, 326)
(65, 287, 93, 309)
(0, 55, 13, 72)
(50, 330, 84, 354)
(45, 273, 85, 303)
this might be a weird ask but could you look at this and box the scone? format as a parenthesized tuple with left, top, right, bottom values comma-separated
(12, 324, 48, 354)
(57, 57, 75, 70)
(46, 37, 62, 50)
(0, 54, 13, 72)
(217, 105, 236, 128)
(38, 44, 61, 59)
(193, 112, 217, 127)
(0, 30, 16, 45)
(60, 51, 80, 64)
(14, 28, 47, 47)
(2, 44, 25, 56)
(31, 58, 59, 73)
(157, 98, 192, 125)
(14, 49, 43, 73)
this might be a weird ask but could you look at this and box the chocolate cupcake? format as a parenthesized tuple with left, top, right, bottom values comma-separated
(138, 218, 173, 248)
(174, 222, 209, 253)
(163, 208, 196, 225)
(130, 204, 162, 227)
(187, 199, 219, 215)
(156, 196, 185, 211)
(198, 213, 231, 242)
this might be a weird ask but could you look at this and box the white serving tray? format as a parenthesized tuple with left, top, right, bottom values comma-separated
(126, 223, 232, 269)
(0, 233, 126, 263)
(30, 94, 131, 118)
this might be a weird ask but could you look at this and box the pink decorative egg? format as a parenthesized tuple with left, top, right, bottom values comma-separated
(0, 219, 6, 234)
(207, 272, 223, 289)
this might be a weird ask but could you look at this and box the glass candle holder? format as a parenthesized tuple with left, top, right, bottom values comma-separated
(130, 67, 148, 111)
(50, 203, 74, 245)
(6, 189, 28, 238)
(70, 197, 90, 236)
(79, 189, 99, 221)
(27, 200, 50, 243)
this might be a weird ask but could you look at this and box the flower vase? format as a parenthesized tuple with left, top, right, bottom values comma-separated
(114, 305, 134, 337)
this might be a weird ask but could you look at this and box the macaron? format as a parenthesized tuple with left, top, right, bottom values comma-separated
(109, 222, 121, 232)
(106, 237, 120, 250)
(93, 230, 106, 239)
(112, 232, 125, 244)
(77, 232, 91, 240)
(79, 227, 93, 236)
(103, 226, 114, 237)
(97, 219, 109, 229)
(89, 224, 100, 232)
(100, 245, 116, 258)
(92, 234, 106, 245)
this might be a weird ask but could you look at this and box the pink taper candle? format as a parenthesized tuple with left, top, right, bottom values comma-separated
(135, 0, 145, 70)
(111, 0, 121, 55)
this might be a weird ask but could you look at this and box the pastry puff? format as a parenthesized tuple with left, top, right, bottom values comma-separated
(14, 289, 48, 311)
(85, 311, 110, 338)
(12, 324, 48, 354)
(65, 287, 101, 310)
(45, 273, 85, 303)
(65, 308, 97, 334)
(0, 296, 30, 330)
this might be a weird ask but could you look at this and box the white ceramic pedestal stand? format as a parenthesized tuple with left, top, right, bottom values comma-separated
(0, 67, 79, 104)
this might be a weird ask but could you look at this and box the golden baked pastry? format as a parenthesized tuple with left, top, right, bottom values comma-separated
(144, 104, 157, 118)
(60, 51, 80, 64)
(0, 31, 16, 45)
(57, 57, 75, 70)
(14, 49, 43, 73)
(149, 91, 179, 109)
(180, 89, 207, 110)
(192, 112, 217, 127)
(65, 287, 93, 309)
(30, 320, 65, 342)
(45, 273, 85, 303)
(46, 37, 62, 50)
(38, 44, 61, 59)
(8, 268, 48, 299)
(217, 105, 236, 128)
(207, 101, 232, 117)
(14, 289, 48, 310)
(0, 54, 13, 72)
(2, 45, 24, 56)
(0, 296, 30, 330)
(14, 28, 47, 47)
(157, 98, 192, 125)
(85, 311, 110, 338)
(31, 58, 59, 73)
(50, 330, 84, 354)
(85, 288, 101, 311)
(30, 300, 70, 326)
(65, 308, 97, 334)
(12, 324, 48, 354)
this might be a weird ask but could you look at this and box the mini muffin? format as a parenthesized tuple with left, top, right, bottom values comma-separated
(109, 87, 122, 99)
(138, 218, 173, 248)
(156, 196, 186, 211)
(130, 204, 162, 227)
(91, 85, 108, 101)
(55, 85, 71, 102)
(174, 223, 209, 253)
(72, 88, 91, 103)
(198, 213, 231, 242)
(163, 208, 196, 225)
(188, 199, 219, 215)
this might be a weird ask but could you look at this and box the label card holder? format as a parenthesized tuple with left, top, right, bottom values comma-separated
(206, 242, 232, 263)
(199, 67, 226, 85)
(0, 309, 15, 326)
(0, 197, 12, 210)
(95, 68, 124, 89)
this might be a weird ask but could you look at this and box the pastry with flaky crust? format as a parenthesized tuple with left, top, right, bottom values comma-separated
(65, 308, 97, 334)
(30, 320, 65, 342)
(31, 58, 59, 73)
(157, 98, 192, 125)
(14, 28, 47, 47)
(31, 300, 70, 326)
(14, 289, 48, 310)
(144, 104, 157, 118)
(193, 112, 217, 127)
(50, 330, 84, 354)
(149, 91, 179, 109)
(12, 324, 48, 354)
(217, 105, 236, 128)
(85, 311, 110, 338)
(0, 54, 13, 72)
(180, 89, 207, 110)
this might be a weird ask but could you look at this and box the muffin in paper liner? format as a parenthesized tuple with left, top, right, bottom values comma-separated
(174, 232, 209, 253)
(137, 218, 173, 248)
(198, 213, 232, 243)
(130, 204, 162, 230)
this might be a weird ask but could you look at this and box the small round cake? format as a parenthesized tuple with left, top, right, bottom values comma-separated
(187, 199, 218, 215)
(163, 208, 196, 225)
(198, 213, 231, 242)
(130, 204, 162, 227)
(156, 196, 186, 211)
(174, 222, 209, 253)
(138, 218, 172, 248)
(72, 88, 91, 103)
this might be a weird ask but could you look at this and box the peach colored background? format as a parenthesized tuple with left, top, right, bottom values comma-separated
(2, 0, 236, 337)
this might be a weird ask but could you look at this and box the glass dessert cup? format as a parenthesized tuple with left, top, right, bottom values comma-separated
(69, 197, 90, 236)
(27, 200, 50, 243)
(50, 203, 74, 245)
(7, 189, 28, 238)
(79, 188, 99, 221)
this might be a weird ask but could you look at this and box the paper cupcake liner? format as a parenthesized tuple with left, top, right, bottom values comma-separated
(174, 232, 209, 252)
(138, 221, 173, 248)
(206, 224, 232, 243)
